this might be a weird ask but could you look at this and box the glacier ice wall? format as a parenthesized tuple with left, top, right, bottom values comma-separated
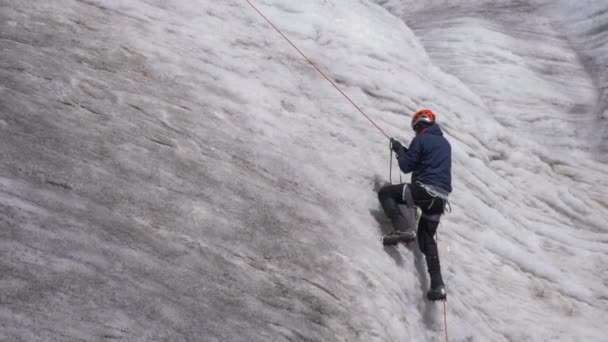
(1, 1, 607, 341)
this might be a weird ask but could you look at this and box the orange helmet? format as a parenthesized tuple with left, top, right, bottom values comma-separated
(411, 109, 436, 132)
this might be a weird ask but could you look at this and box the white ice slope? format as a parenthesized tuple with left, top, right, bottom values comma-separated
(1, 1, 607, 341)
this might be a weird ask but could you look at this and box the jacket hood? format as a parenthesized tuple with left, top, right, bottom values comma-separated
(421, 123, 443, 136)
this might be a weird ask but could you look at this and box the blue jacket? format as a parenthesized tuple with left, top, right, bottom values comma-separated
(397, 123, 452, 193)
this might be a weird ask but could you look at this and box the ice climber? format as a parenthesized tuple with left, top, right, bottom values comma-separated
(378, 109, 451, 301)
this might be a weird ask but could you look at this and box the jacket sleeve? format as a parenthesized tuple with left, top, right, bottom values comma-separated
(397, 137, 421, 174)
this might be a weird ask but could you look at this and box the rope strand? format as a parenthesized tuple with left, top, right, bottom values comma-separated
(436, 230, 450, 342)
(243, 0, 390, 139)
(389, 143, 393, 184)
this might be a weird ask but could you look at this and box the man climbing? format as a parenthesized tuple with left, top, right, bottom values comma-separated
(378, 109, 452, 301)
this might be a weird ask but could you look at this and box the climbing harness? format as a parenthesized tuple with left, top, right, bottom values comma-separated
(418, 181, 452, 215)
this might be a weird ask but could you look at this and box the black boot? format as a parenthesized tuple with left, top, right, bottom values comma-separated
(426, 255, 446, 301)
(427, 284, 446, 301)
(381, 230, 416, 245)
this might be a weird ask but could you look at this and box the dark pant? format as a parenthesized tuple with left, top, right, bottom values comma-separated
(378, 183, 445, 287)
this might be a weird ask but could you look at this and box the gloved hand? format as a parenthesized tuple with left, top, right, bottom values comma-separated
(390, 138, 407, 154)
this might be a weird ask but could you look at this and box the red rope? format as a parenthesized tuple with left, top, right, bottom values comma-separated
(443, 300, 449, 342)
(243, 0, 390, 139)
(436, 230, 449, 342)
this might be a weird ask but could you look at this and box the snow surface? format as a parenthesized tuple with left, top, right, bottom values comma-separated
(1, 0, 607, 341)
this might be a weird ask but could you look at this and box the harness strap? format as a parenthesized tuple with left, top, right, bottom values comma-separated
(417, 182, 449, 201)
(402, 184, 416, 208)
(417, 182, 451, 214)
(421, 212, 442, 222)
